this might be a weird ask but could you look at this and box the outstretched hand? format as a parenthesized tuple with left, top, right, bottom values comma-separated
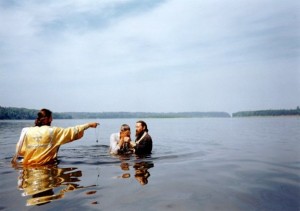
(89, 122, 100, 128)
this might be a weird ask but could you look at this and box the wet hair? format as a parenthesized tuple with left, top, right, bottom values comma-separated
(120, 124, 130, 132)
(35, 108, 52, 127)
(136, 120, 148, 132)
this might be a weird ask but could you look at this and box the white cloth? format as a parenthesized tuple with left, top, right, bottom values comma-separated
(109, 133, 120, 154)
(16, 127, 29, 154)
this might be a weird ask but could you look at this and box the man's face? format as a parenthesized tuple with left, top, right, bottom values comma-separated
(121, 130, 131, 138)
(135, 122, 144, 136)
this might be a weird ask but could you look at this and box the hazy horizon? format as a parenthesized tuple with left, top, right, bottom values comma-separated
(2, 105, 300, 116)
(1, 1, 299, 113)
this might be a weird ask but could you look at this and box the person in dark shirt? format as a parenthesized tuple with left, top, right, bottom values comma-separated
(130, 120, 152, 155)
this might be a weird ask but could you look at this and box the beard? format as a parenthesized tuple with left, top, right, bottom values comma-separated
(135, 129, 144, 138)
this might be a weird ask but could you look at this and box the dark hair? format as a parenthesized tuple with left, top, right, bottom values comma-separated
(136, 120, 148, 132)
(35, 108, 52, 127)
(120, 124, 130, 132)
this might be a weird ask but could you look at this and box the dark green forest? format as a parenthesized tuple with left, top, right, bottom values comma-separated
(1, 106, 299, 120)
(0, 107, 72, 119)
(232, 107, 300, 117)
(0, 106, 230, 119)
(64, 111, 231, 119)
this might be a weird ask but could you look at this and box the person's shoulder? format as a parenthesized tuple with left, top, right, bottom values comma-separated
(24, 126, 37, 131)
(145, 133, 152, 140)
(110, 132, 119, 138)
(21, 127, 30, 133)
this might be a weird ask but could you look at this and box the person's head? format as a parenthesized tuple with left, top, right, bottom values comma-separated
(135, 120, 148, 136)
(35, 109, 52, 127)
(120, 124, 131, 137)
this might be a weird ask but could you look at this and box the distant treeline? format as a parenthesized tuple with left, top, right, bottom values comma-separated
(0, 106, 230, 119)
(64, 111, 231, 119)
(2, 106, 299, 120)
(0, 107, 72, 120)
(232, 107, 300, 117)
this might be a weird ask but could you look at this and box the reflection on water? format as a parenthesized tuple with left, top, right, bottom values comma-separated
(117, 155, 154, 185)
(16, 165, 96, 206)
(14, 153, 155, 207)
(12, 142, 156, 207)
(134, 161, 154, 185)
(2, 118, 299, 210)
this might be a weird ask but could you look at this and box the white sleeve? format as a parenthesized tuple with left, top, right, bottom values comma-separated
(16, 127, 29, 154)
(109, 133, 120, 154)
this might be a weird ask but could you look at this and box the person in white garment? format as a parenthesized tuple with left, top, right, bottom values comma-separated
(109, 124, 134, 155)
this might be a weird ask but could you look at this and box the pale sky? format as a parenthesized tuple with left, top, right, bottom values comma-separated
(0, 0, 299, 114)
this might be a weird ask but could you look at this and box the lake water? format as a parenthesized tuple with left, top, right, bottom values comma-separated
(0, 118, 299, 210)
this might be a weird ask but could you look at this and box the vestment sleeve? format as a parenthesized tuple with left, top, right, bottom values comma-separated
(54, 124, 90, 145)
(15, 127, 29, 155)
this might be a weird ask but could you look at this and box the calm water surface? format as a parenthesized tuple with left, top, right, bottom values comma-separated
(0, 118, 299, 210)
